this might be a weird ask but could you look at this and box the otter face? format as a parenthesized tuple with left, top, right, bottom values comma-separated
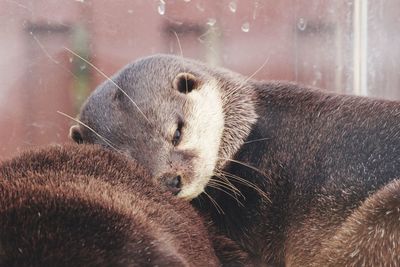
(70, 55, 225, 200)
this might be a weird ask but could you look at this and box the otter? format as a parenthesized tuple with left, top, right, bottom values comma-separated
(70, 55, 400, 266)
(0, 144, 248, 266)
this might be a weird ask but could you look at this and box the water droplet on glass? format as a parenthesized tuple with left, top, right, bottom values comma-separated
(207, 18, 216, 27)
(69, 57, 73, 63)
(128, 9, 133, 14)
(158, 0, 166, 15)
(196, 1, 205, 12)
(241, 22, 250, 32)
(184, 0, 191, 2)
(228, 1, 237, 13)
(252, 1, 259, 20)
(297, 18, 307, 31)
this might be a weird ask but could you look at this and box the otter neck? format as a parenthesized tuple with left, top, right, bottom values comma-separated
(217, 76, 259, 168)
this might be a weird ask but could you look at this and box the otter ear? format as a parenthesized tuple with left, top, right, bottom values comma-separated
(173, 72, 199, 94)
(69, 125, 84, 144)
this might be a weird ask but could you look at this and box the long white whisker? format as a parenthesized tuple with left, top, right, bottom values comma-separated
(57, 111, 118, 151)
(172, 31, 183, 58)
(211, 176, 242, 195)
(63, 47, 150, 124)
(172, 31, 191, 94)
(217, 157, 266, 175)
(211, 173, 244, 199)
(244, 137, 271, 144)
(203, 191, 225, 215)
(220, 170, 271, 203)
(207, 181, 244, 207)
(243, 55, 270, 83)
(209, 178, 245, 203)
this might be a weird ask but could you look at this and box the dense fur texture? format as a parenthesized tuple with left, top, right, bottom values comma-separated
(71, 55, 400, 266)
(0, 144, 248, 266)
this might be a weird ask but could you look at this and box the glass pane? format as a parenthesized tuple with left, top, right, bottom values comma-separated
(1, 0, 399, 158)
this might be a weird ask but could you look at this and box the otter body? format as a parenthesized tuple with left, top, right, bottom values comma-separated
(0, 145, 225, 267)
(71, 55, 400, 266)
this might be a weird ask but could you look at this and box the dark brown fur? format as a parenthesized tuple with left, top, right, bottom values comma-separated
(312, 179, 400, 266)
(71, 55, 400, 266)
(0, 144, 248, 266)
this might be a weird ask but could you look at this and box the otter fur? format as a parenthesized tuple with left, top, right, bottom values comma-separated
(70, 55, 400, 266)
(0, 144, 248, 266)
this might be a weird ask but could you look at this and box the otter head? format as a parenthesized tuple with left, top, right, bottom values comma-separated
(70, 55, 257, 200)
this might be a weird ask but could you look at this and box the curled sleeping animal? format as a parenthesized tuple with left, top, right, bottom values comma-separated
(70, 54, 400, 266)
(0, 144, 248, 267)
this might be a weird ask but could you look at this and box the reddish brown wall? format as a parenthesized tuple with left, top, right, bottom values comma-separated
(1, 0, 399, 159)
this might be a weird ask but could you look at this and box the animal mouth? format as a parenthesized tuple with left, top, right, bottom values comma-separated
(177, 174, 212, 200)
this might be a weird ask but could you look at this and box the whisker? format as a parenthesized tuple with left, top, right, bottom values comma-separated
(217, 157, 266, 176)
(219, 170, 271, 203)
(207, 181, 244, 207)
(209, 177, 243, 199)
(63, 47, 150, 124)
(172, 31, 183, 58)
(211, 174, 244, 198)
(211, 179, 242, 197)
(203, 191, 225, 215)
(243, 55, 270, 83)
(244, 137, 271, 144)
(172, 31, 190, 94)
(219, 170, 258, 192)
(57, 111, 118, 151)
(208, 181, 236, 197)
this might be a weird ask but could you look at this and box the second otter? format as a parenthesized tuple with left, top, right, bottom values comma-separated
(71, 55, 400, 266)
(0, 144, 248, 266)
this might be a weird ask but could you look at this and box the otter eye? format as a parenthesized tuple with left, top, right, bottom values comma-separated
(172, 120, 184, 146)
(172, 129, 181, 146)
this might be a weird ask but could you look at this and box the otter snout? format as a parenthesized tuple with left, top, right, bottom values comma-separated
(160, 171, 186, 195)
(163, 175, 182, 195)
(157, 150, 197, 195)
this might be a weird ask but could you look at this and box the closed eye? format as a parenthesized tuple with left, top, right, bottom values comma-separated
(172, 119, 184, 146)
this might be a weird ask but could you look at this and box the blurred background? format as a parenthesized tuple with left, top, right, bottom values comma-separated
(1, 0, 400, 159)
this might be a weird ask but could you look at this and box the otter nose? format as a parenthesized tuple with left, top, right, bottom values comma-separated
(164, 175, 182, 195)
